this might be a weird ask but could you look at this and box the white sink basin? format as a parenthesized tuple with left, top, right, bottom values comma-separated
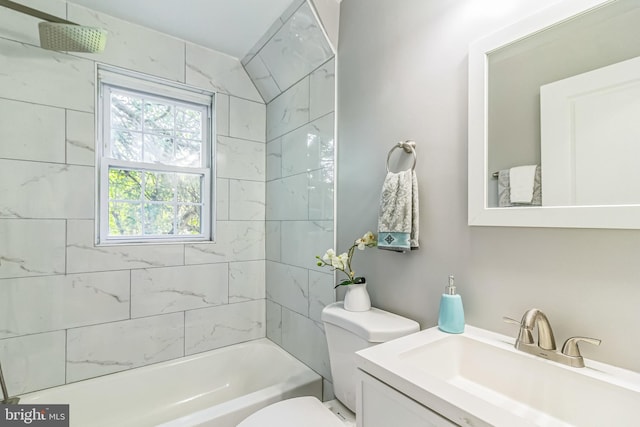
(356, 326, 640, 427)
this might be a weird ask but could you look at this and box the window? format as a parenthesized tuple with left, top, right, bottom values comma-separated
(97, 66, 215, 244)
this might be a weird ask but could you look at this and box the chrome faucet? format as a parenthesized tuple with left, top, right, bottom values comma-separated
(0, 362, 19, 404)
(504, 308, 601, 368)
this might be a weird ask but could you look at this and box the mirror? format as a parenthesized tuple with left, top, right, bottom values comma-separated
(469, 0, 640, 229)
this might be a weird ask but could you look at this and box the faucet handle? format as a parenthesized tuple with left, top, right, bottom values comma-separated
(561, 336, 601, 357)
(502, 316, 534, 344)
(502, 316, 521, 326)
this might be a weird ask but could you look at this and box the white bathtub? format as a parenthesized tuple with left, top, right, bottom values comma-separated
(20, 338, 322, 427)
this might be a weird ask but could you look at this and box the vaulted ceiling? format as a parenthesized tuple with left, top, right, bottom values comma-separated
(66, 0, 297, 58)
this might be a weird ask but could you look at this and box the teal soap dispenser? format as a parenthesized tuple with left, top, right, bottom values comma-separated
(438, 275, 465, 334)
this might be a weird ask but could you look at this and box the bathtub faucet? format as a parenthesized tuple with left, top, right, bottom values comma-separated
(0, 361, 20, 404)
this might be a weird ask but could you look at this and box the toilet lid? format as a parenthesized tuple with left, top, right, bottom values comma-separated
(237, 396, 345, 427)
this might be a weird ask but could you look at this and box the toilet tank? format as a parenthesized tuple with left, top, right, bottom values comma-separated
(321, 302, 419, 412)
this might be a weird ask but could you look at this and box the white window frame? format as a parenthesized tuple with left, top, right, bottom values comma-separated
(96, 64, 216, 245)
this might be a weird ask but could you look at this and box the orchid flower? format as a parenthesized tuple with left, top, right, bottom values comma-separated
(315, 231, 377, 287)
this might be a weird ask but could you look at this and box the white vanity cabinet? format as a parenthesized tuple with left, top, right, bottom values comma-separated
(356, 369, 456, 427)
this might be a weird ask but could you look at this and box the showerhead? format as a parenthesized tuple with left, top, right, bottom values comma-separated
(0, 0, 107, 53)
(39, 22, 107, 53)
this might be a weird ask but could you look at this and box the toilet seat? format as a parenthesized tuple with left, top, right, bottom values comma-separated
(237, 396, 345, 427)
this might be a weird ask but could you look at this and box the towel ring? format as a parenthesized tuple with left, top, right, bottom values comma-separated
(386, 140, 417, 172)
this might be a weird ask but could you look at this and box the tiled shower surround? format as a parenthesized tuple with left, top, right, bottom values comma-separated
(0, 0, 336, 396)
(243, 0, 337, 396)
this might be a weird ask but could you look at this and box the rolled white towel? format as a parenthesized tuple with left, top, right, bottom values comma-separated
(509, 165, 538, 204)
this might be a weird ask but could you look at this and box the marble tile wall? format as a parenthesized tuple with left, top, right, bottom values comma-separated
(244, 1, 337, 397)
(0, 0, 266, 395)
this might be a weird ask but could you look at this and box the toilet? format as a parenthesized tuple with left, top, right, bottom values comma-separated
(238, 302, 420, 427)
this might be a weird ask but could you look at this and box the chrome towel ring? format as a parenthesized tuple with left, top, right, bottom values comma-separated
(386, 140, 417, 172)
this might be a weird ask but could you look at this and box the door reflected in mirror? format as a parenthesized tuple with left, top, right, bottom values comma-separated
(487, 0, 640, 208)
(468, 0, 640, 229)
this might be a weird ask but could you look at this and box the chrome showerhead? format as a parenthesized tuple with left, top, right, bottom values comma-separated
(0, 0, 107, 53)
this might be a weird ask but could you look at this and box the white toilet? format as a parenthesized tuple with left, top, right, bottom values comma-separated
(238, 302, 420, 427)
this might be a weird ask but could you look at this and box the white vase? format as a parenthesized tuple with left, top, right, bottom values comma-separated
(343, 280, 371, 312)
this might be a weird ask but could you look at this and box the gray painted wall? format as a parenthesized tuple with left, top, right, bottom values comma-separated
(337, 0, 640, 373)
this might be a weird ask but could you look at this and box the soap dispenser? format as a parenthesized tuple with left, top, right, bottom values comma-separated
(438, 275, 465, 334)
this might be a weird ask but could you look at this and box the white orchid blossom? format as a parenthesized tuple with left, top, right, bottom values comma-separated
(315, 231, 377, 287)
(322, 249, 336, 263)
(336, 253, 349, 271)
(356, 231, 376, 250)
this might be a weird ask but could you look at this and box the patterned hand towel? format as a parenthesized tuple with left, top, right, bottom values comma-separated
(498, 165, 542, 207)
(378, 169, 419, 252)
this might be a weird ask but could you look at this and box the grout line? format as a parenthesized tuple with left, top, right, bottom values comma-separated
(64, 329, 68, 384)
(64, 219, 68, 276)
(64, 109, 68, 164)
(265, 110, 334, 144)
(129, 269, 132, 320)
(0, 157, 94, 168)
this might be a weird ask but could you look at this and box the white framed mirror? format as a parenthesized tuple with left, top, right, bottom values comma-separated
(468, 0, 640, 229)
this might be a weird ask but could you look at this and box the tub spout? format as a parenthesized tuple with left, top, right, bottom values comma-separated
(0, 361, 20, 404)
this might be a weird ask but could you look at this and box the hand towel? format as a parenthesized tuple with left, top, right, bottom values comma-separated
(498, 165, 542, 206)
(509, 165, 538, 204)
(378, 169, 419, 252)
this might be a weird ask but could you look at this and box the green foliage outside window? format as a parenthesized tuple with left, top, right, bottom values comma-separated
(105, 89, 208, 239)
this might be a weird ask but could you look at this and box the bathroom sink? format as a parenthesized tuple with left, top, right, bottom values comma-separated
(355, 326, 640, 427)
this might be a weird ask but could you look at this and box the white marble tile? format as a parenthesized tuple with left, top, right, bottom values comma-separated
(66, 220, 184, 274)
(216, 136, 265, 181)
(309, 270, 335, 323)
(266, 299, 283, 345)
(282, 308, 331, 379)
(280, 0, 307, 23)
(186, 43, 261, 102)
(308, 168, 334, 221)
(216, 178, 230, 221)
(229, 96, 266, 142)
(310, 58, 336, 121)
(0, 159, 93, 219)
(281, 113, 334, 177)
(68, 4, 185, 82)
(266, 221, 281, 262)
(216, 93, 230, 137)
(0, 0, 66, 46)
(266, 77, 310, 141)
(266, 174, 309, 220)
(66, 313, 184, 383)
(0, 331, 65, 395)
(0, 38, 94, 112)
(0, 271, 130, 339)
(229, 180, 266, 221)
(266, 261, 309, 316)
(66, 110, 95, 166)
(245, 55, 281, 103)
(259, 3, 333, 92)
(131, 264, 229, 318)
(229, 260, 266, 303)
(280, 221, 333, 271)
(241, 12, 287, 67)
(0, 98, 65, 163)
(266, 138, 282, 181)
(185, 221, 265, 264)
(185, 300, 265, 355)
(0, 219, 65, 279)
